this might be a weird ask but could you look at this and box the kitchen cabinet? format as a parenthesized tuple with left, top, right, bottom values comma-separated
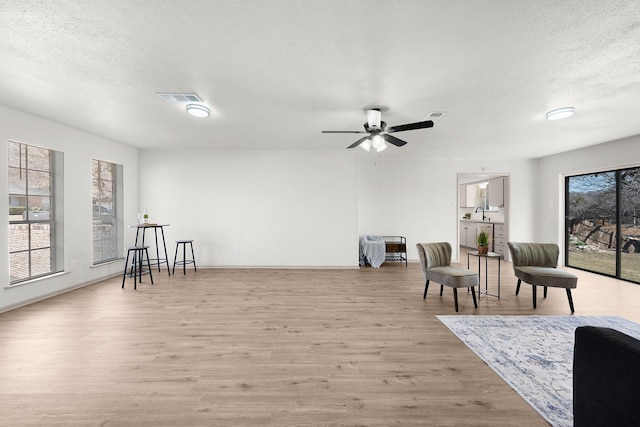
(488, 177, 504, 208)
(459, 184, 478, 208)
(493, 223, 505, 256)
(459, 221, 477, 248)
(459, 221, 469, 247)
(461, 220, 503, 253)
(466, 184, 477, 208)
(459, 184, 467, 207)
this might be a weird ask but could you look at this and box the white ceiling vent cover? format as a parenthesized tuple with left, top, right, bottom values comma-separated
(157, 93, 203, 103)
(423, 111, 447, 122)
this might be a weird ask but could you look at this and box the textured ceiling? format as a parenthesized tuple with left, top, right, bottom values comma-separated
(1, 0, 640, 159)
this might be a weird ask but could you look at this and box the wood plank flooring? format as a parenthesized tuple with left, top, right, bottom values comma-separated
(1, 249, 639, 426)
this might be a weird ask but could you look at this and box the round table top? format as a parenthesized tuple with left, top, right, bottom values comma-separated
(468, 251, 502, 258)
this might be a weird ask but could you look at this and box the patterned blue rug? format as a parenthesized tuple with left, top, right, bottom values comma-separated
(437, 315, 640, 427)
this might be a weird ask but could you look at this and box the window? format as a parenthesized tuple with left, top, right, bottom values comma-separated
(566, 167, 640, 283)
(92, 159, 123, 264)
(8, 141, 64, 283)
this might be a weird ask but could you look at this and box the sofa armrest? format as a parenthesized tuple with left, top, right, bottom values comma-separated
(574, 326, 640, 426)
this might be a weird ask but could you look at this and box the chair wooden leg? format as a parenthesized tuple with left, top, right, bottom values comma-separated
(440, 285, 444, 296)
(515, 279, 521, 295)
(544, 286, 548, 298)
(471, 286, 477, 308)
(423, 280, 430, 299)
(453, 288, 459, 312)
(566, 289, 575, 313)
(532, 285, 537, 309)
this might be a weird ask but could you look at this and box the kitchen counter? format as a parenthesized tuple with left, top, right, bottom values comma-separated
(460, 218, 504, 224)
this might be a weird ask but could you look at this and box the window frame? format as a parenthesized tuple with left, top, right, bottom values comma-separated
(91, 159, 124, 265)
(8, 141, 64, 284)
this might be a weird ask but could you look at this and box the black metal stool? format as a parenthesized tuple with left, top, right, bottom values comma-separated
(173, 240, 197, 275)
(122, 246, 154, 290)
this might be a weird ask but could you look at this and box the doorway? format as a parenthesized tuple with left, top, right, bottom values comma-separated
(457, 173, 510, 262)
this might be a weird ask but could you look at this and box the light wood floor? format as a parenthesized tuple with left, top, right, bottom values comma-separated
(1, 249, 639, 426)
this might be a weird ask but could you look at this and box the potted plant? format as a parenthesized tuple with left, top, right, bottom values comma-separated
(477, 231, 489, 254)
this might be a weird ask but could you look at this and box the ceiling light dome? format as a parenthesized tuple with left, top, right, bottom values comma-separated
(359, 138, 372, 151)
(372, 135, 387, 152)
(546, 107, 575, 120)
(186, 104, 210, 118)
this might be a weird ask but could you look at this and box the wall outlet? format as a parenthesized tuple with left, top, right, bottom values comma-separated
(233, 246, 240, 254)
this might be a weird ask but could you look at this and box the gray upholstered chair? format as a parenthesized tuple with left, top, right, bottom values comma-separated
(507, 242, 578, 313)
(416, 242, 479, 312)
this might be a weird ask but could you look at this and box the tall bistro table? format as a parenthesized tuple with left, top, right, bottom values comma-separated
(467, 250, 502, 299)
(129, 224, 171, 276)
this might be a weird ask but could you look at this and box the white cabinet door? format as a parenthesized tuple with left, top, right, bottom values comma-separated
(488, 178, 504, 207)
(459, 185, 467, 207)
(493, 224, 505, 256)
(460, 221, 476, 247)
(460, 221, 477, 248)
(466, 184, 477, 208)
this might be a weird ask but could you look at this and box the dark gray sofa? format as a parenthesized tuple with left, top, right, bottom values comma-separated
(573, 326, 640, 426)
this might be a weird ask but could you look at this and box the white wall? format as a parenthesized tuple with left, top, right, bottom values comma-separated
(138, 149, 359, 267)
(357, 156, 538, 262)
(538, 134, 640, 260)
(0, 105, 139, 312)
(138, 152, 539, 268)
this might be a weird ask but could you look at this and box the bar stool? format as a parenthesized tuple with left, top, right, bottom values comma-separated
(122, 246, 154, 290)
(173, 240, 197, 275)
(130, 224, 171, 276)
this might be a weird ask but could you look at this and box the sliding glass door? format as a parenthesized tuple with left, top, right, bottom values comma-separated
(620, 170, 640, 282)
(566, 167, 640, 283)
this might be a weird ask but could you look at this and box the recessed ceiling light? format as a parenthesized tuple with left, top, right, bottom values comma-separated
(546, 107, 575, 120)
(186, 104, 210, 118)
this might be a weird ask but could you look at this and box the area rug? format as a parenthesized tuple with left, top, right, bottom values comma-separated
(437, 315, 640, 427)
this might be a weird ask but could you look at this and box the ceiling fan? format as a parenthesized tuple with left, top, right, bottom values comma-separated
(322, 109, 434, 152)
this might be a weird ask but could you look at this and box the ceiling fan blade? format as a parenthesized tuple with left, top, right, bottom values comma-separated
(347, 136, 371, 149)
(386, 120, 434, 133)
(322, 130, 367, 134)
(381, 134, 408, 147)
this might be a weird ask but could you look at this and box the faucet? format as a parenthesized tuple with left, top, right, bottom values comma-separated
(475, 206, 487, 221)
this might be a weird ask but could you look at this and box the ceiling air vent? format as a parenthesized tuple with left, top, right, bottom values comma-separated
(424, 111, 447, 122)
(157, 93, 203, 103)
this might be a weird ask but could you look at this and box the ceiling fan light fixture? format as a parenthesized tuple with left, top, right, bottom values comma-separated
(372, 135, 387, 152)
(322, 108, 434, 150)
(186, 104, 210, 118)
(359, 138, 372, 151)
(367, 109, 381, 128)
(546, 107, 575, 121)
